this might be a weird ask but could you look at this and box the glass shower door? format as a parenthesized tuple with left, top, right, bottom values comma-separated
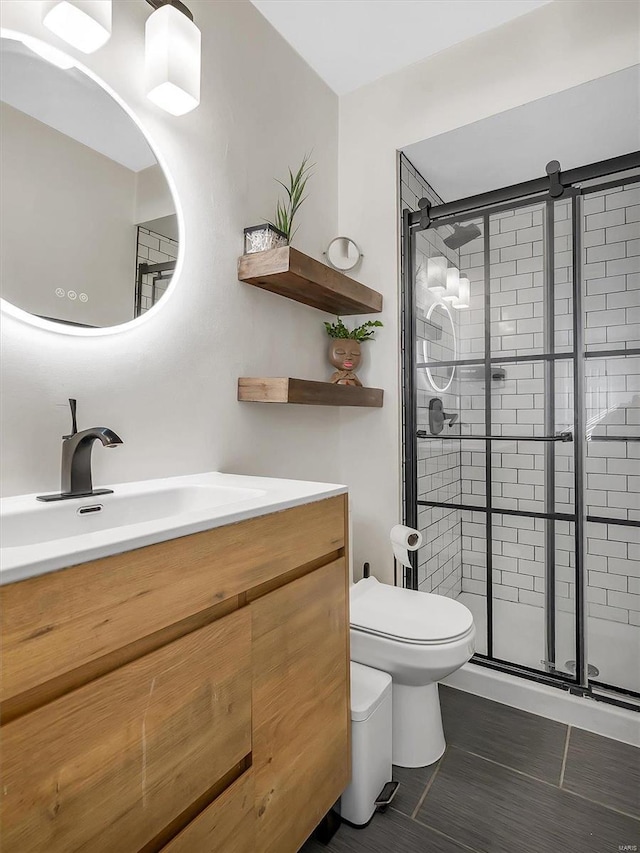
(581, 176, 640, 698)
(403, 156, 640, 708)
(486, 197, 579, 681)
(408, 195, 582, 684)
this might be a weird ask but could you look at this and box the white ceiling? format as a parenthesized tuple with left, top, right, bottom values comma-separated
(0, 37, 156, 172)
(250, 0, 552, 95)
(403, 65, 640, 201)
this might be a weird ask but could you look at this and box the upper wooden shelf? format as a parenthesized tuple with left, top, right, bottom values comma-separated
(238, 246, 383, 315)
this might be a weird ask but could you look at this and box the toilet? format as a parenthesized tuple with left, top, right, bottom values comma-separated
(350, 576, 475, 768)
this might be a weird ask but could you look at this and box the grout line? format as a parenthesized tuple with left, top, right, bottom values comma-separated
(560, 782, 640, 822)
(410, 815, 483, 853)
(457, 745, 562, 787)
(453, 745, 640, 822)
(559, 725, 571, 788)
(410, 749, 446, 820)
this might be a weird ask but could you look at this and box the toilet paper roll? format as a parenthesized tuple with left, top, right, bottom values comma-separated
(390, 524, 423, 569)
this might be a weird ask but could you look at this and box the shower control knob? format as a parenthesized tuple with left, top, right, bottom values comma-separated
(428, 398, 458, 436)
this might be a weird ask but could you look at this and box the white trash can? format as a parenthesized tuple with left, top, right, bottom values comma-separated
(340, 661, 393, 827)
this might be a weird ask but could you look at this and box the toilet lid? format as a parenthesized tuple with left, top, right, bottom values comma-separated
(350, 577, 473, 644)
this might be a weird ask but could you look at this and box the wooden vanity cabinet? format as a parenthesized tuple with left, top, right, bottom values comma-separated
(0, 494, 350, 853)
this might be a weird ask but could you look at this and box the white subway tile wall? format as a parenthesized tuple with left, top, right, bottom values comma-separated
(585, 361, 639, 520)
(582, 180, 640, 631)
(587, 522, 640, 626)
(584, 183, 640, 352)
(135, 227, 178, 314)
(401, 156, 463, 599)
(458, 361, 575, 515)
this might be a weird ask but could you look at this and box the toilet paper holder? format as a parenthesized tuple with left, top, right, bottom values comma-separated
(365, 559, 408, 587)
(362, 527, 422, 586)
(390, 525, 423, 587)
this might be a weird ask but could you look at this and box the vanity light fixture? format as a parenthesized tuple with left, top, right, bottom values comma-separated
(145, 0, 201, 116)
(41, 0, 201, 116)
(443, 267, 460, 302)
(426, 256, 447, 293)
(42, 0, 112, 54)
(454, 276, 470, 309)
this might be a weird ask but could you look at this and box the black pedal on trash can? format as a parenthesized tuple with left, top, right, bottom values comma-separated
(374, 780, 399, 814)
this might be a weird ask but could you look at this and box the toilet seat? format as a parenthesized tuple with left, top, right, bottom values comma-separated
(350, 577, 474, 646)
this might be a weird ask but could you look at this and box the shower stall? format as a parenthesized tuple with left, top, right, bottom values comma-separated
(401, 152, 640, 712)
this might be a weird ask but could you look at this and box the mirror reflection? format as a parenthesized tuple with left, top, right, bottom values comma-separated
(425, 301, 456, 393)
(0, 35, 179, 328)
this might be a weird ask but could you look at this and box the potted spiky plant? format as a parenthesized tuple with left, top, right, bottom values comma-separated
(324, 317, 383, 386)
(244, 153, 314, 254)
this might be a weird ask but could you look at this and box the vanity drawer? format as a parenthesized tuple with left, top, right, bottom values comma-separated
(1, 609, 251, 853)
(1, 495, 345, 706)
(161, 769, 255, 853)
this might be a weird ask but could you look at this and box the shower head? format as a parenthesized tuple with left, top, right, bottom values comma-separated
(444, 223, 482, 250)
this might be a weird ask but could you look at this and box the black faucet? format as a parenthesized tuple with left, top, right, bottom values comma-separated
(37, 399, 123, 502)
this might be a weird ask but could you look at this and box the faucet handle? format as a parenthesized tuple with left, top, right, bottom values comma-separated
(63, 398, 78, 439)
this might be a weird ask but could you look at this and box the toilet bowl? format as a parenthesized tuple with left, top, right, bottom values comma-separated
(350, 577, 475, 768)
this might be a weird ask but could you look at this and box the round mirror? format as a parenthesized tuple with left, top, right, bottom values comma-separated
(425, 301, 456, 393)
(0, 33, 179, 329)
(325, 237, 362, 272)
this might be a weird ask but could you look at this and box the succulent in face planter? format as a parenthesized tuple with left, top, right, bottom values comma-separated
(324, 317, 383, 386)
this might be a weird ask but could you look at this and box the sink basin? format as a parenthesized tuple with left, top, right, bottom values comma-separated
(0, 472, 346, 585)
(2, 483, 264, 549)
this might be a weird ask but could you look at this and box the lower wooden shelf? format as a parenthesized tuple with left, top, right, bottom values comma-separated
(238, 378, 384, 407)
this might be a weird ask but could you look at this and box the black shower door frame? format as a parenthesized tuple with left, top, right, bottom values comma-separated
(401, 152, 640, 710)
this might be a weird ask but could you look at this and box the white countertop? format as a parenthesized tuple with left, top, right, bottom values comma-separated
(0, 472, 347, 585)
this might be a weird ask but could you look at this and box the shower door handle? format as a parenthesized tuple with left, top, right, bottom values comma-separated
(416, 430, 573, 442)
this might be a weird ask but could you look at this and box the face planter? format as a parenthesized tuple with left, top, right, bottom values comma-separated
(324, 317, 383, 388)
(329, 338, 363, 386)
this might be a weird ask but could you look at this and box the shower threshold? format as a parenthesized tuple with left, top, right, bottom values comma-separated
(457, 592, 639, 694)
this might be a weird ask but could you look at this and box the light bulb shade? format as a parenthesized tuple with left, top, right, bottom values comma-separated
(42, 1, 111, 54)
(426, 256, 447, 292)
(145, 4, 201, 116)
(443, 267, 460, 302)
(454, 276, 470, 308)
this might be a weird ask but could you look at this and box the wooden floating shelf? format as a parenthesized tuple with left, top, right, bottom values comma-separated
(238, 246, 383, 315)
(238, 378, 384, 408)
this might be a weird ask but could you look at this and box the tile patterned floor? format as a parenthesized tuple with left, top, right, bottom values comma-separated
(301, 685, 640, 853)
